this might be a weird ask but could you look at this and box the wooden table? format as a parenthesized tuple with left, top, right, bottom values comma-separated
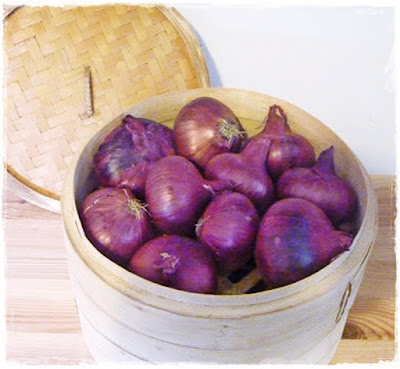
(3, 175, 396, 364)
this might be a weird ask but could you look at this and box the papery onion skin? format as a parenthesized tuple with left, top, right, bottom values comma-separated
(173, 97, 247, 169)
(276, 146, 358, 224)
(250, 104, 315, 181)
(205, 136, 274, 214)
(128, 235, 218, 294)
(80, 187, 155, 267)
(196, 191, 259, 275)
(145, 155, 230, 236)
(255, 198, 353, 288)
(94, 115, 175, 198)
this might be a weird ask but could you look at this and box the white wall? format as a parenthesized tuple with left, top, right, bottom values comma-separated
(175, 4, 396, 175)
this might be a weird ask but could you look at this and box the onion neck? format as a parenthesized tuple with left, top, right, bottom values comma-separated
(262, 104, 291, 135)
(313, 146, 336, 177)
(242, 137, 271, 168)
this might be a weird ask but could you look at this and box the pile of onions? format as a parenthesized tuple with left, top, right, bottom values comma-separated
(80, 98, 359, 294)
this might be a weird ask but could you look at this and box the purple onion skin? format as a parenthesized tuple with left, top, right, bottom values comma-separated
(173, 97, 248, 169)
(94, 115, 175, 198)
(80, 187, 155, 267)
(250, 105, 315, 181)
(128, 235, 218, 294)
(255, 198, 353, 288)
(277, 146, 358, 224)
(196, 191, 259, 275)
(205, 136, 274, 214)
(145, 155, 230, 236)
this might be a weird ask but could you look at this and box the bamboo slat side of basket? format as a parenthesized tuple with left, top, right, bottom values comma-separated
(4, 5, 210, 212)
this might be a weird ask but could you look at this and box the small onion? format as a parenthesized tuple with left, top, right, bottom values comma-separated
(255, 198, 353, 288)
(204, 135, 274, 214)
(94, 115, 175, 198)
(80, 187, 155, 267)
(145, 155, 230, 236)
(173, 96, 247, 168)
(277, 146, 358, 224)
(250, 104, 315, 180)
(196, 191, 259, 275)
(128, 235, 218, 294)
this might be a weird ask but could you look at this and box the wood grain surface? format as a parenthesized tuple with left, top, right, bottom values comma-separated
(3, 175, 396, 364)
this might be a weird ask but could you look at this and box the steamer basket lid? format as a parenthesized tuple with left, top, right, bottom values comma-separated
(4, 4, 210, 212)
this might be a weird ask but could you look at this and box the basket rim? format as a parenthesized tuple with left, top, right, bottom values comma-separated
(61, 87, 379, 318)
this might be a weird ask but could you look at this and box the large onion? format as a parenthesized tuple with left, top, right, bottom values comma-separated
(94, 115, 175, 198)
(128, 235, 218, 294)
(255, 198, 353, 288)
(250, 104, 315, 180)
(80, 187, 155, 267)
(276, 146, 358, 224)
(145, 155, 230, 236)
(196, 191, 259, 275)
(173, 97, 247, 168)
(204, 136, 274, 214)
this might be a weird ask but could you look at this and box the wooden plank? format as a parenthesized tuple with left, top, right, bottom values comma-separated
(3, 185, 94, 363)
(331, 340, 396, 364)
(6, 332, 93, 365)
(3, 175, 396, 364)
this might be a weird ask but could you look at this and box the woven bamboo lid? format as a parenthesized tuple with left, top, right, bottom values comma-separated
(4, 5, 210, 212)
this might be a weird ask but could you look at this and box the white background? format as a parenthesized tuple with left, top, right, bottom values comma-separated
(174, 4, 396, 175)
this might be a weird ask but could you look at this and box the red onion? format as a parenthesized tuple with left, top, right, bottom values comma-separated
(128, 235, 218, 294)
(277, 146, 358, 224)
(204, 136, 274, 214)
(196, 191, 259, 275)
(173, 97, 247, 168)
(250, 104, 315, 180)
(145, 155, 230, 236)
(255, 198, 353, 288)
(80, 187, 155, 267)
(94, 115, 175, 198)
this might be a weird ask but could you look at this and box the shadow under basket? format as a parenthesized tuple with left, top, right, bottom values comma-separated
(61, 88, 378, 364)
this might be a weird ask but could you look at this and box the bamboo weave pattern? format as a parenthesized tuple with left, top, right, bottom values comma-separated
(4, 5, 208, 199)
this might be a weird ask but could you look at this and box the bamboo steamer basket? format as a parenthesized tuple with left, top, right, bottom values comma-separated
(4, 4, 210, 213)
(61, 88, 378, 364)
